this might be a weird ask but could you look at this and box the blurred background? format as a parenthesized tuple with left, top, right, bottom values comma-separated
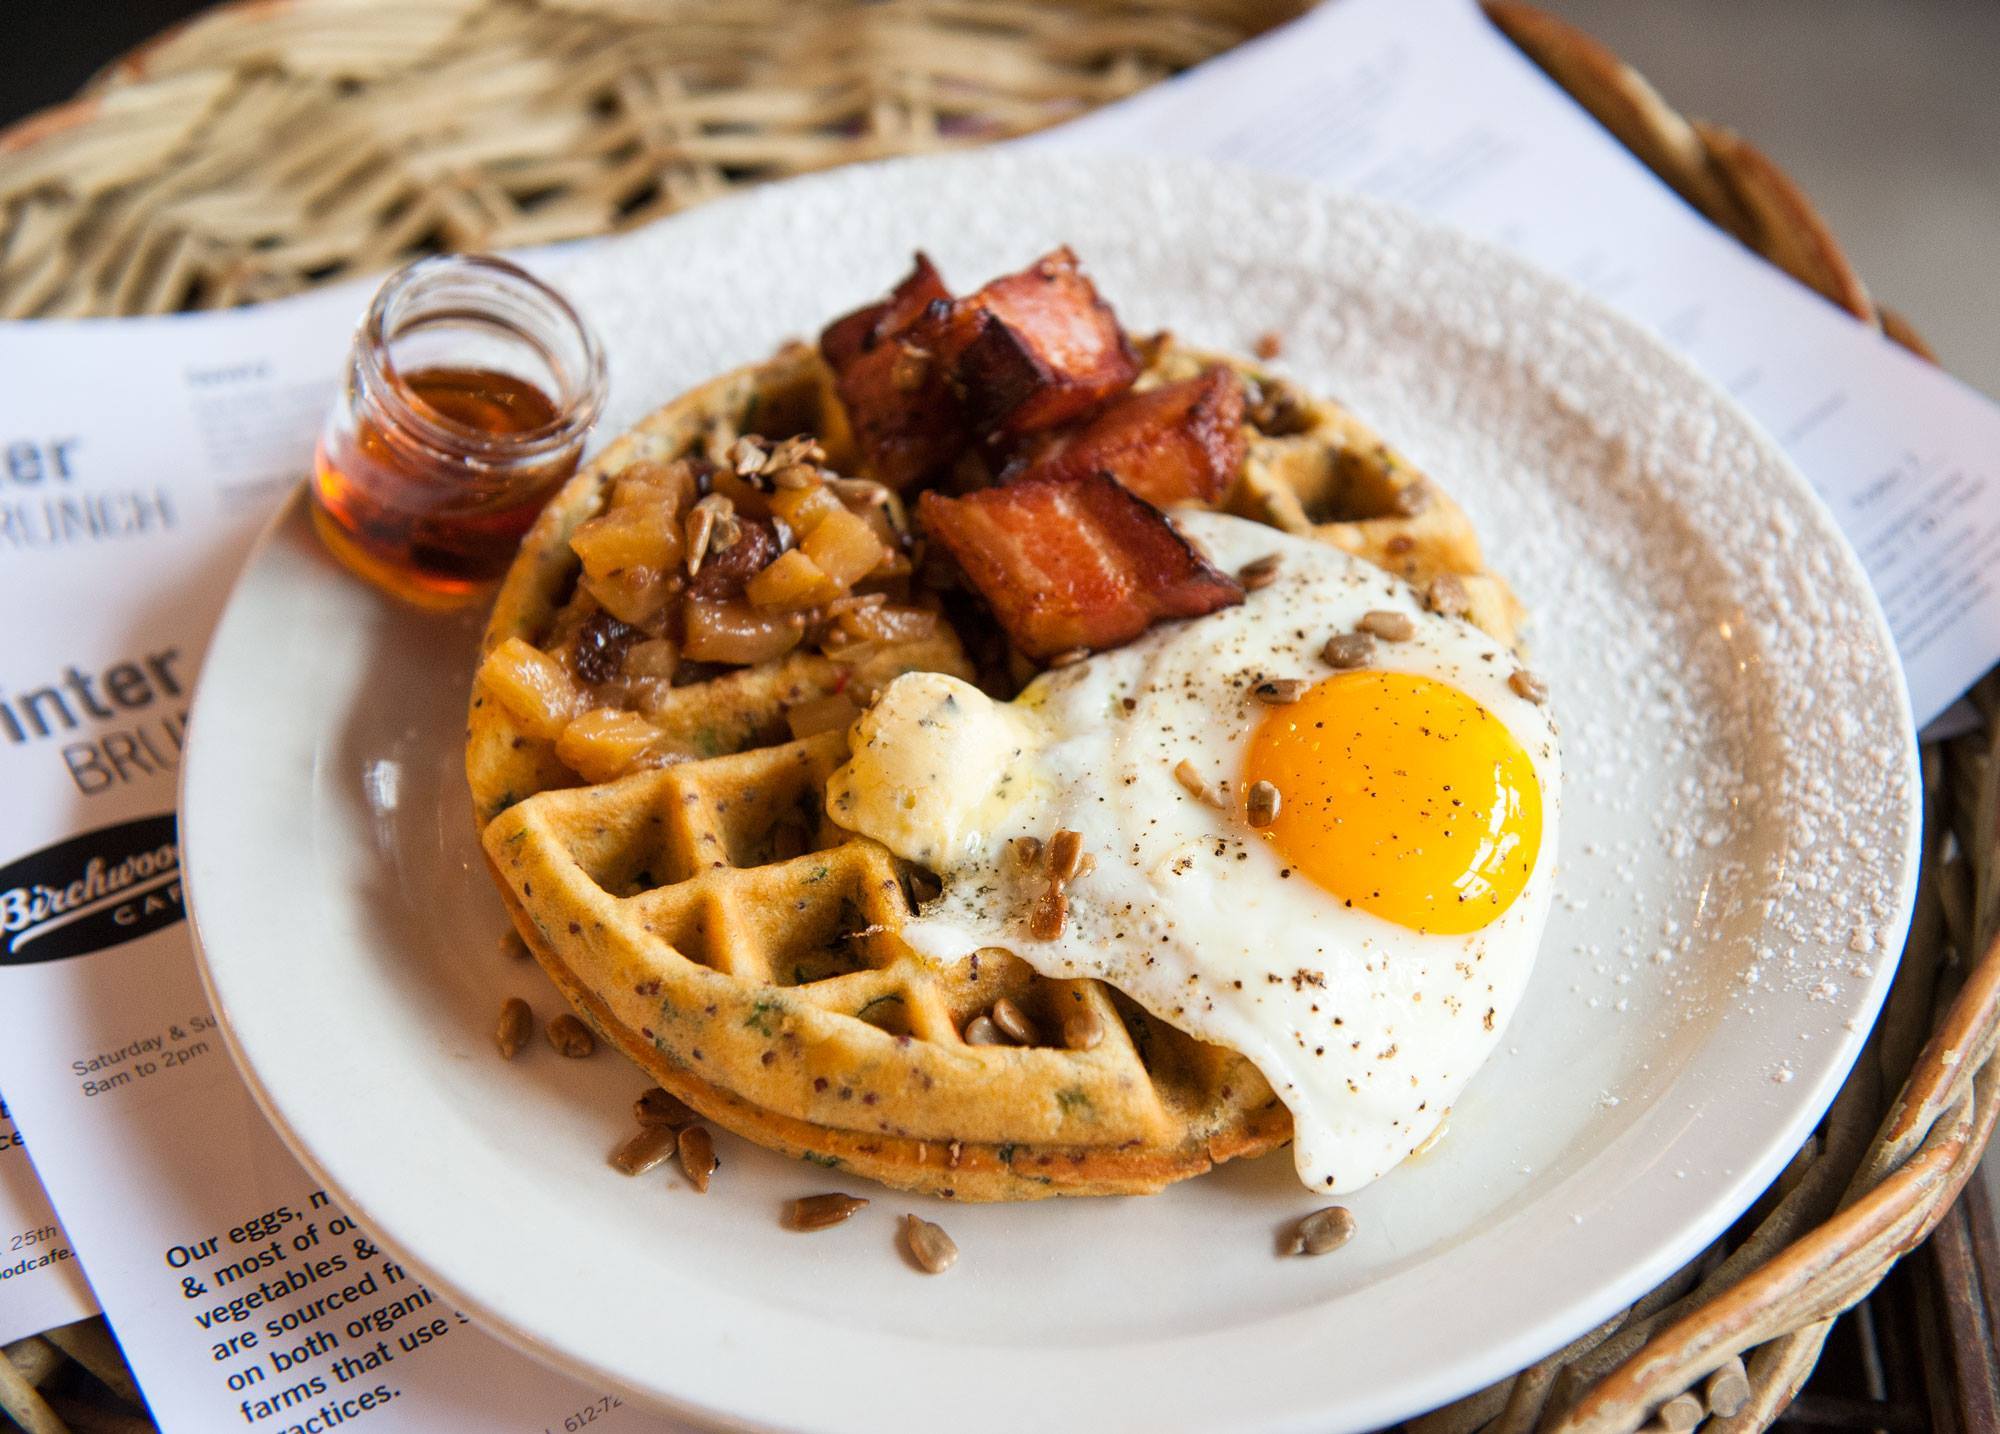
(3, 0, 1997, 398)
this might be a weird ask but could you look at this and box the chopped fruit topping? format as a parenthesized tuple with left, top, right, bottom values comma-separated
(481, 637, 583, 738)
(1012, 369, 1246, 507)
(556, 707, 664, 783)
(918, 470, 1242, 660)
(687, 514, 782, 602)
(944, 247, 1139, 437)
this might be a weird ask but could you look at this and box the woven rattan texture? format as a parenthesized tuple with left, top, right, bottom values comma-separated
(3, 3, 1995, 1433)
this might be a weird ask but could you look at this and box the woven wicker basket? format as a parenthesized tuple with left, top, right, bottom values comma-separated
(2, 4, 1995, 1432)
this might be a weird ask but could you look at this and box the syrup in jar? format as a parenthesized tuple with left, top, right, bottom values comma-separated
(311, 255, 605, 606)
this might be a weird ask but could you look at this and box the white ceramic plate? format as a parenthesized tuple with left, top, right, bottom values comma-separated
(182, 153, 1922, 1434)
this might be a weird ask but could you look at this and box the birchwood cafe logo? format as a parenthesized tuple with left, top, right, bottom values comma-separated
(0, 814, 181, 965)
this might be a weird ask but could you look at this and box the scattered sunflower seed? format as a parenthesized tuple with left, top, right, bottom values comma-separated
(903, 1214, 959, 1274)
(1252, 677, 1308, 704)
(684, 499, 717, 576)
(1174, 758, 1221, 807)
(1321, 631, 1375, 669)
(1424, 573, 1472, 618)
(1357, 610, 1416, 642)
(1508, 668, 1549, 704)
(495, 998, 532, 1060)
(1247, 780, 1283, 829)
(634, 1087, 695, 1129)
(788, 1193, 869, 1231)
(1061, 998, 1105, 1051)
(1029, 883, 1069, 941)
(1046, 829, 1084, 883)
(1048, 646, 1091, 669)
(1289, 1205, 1356, 1256)
(990, 997, 1038, 1046)
(1238, 553, 1283, 590)
(678, 1125, 717, 1192)
(546, 1013, 596, 1058)
(611, 1125, 679, 1176)
(727, 436, 768, 475)
(963, 1015, 1010, 1047)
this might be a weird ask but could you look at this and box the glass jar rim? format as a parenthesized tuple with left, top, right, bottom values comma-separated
(357, 253, 607, 459)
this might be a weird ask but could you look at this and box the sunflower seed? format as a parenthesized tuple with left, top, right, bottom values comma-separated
(903, 1214, 959, 1273)
(1029, 883, 1069, 940)
(1247, 780, 1283, 828)
(495, 998, 532, 1059)
(1289, 1205, 1356, 1256)
(634, 1087, 695, 1129)
(678, 1125, 716, 1192)
(963, 1015, 1010, 1047)
(1238, 553, 1283, 590)
(684, 501, 716, 576)
(1048, 646, 1090, 669)
(726, 436, 767, 475)
(1357, 610, 1416, 642)
(1174, 758, 1220, 807)
(1321, 631, 1375, 669)
(1252, 677, 1308, 704)
(1508, 668, 1549, 704)
(788, 1192, 869, 1231)
(611, 1125, 679, 1176)
(546, 1013, 595, 1058)
(1424, 573, 1471, 618)
(1046, 829, 1084, 883)
(1061, 998, 1105, 1051)
(1705, 1357, 1750, 1418)
(990, 997, 1038, 1045)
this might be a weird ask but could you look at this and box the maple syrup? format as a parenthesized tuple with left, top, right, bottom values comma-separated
(310, 255, 605, 606)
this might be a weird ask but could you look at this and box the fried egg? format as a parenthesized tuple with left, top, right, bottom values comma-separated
(825, 511, 1560, 1192)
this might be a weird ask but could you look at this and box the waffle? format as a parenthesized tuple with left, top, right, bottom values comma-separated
(469, 335, 1521, 1199)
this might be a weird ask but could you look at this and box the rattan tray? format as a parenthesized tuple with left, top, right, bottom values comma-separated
(1, 4, 1994, 1432)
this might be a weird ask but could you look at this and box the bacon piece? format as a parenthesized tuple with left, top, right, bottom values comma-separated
(820, 253, 951, 370)
(819, 255, 966, 490)
(917, 470, 1242, 659)
(1011, 370, 1246, 508)
(946, 247, 1139, 438)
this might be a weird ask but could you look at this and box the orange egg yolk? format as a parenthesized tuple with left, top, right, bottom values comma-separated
(1243, 669, 1542, 934)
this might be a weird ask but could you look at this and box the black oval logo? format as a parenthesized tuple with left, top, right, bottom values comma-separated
(0, 813, 182, 965)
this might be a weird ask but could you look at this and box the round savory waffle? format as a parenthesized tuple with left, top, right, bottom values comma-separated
(468, 334, 1521, 1199)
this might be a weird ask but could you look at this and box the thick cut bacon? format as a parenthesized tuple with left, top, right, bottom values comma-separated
(918, 470, 1242, 659)
(946, 247, 1139, 438)
(820, 253, 951, 370)
(1011, 369, 1246, 508)
(818, 255, 966, 490)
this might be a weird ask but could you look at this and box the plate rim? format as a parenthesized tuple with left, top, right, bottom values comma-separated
(181, 148, 1924, 1433)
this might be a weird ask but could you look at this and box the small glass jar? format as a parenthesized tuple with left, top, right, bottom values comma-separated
(310, 254, 606, 606)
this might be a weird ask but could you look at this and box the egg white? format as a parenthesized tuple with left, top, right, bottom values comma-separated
(826, 511, 1561, 1193)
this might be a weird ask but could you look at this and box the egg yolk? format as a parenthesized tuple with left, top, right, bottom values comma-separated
(1243, 670, 1542, 934)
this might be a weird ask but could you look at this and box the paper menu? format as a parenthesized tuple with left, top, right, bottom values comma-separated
(1040, 0, 2000, 729)
(0, 293, 678, 1429)
(0, 1095, 94, 1345)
